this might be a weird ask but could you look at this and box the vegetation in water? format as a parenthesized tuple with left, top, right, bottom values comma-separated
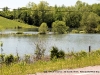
(39, 22, 48, 34)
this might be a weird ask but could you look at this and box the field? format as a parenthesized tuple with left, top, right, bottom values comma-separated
(0, 16, 37, 30)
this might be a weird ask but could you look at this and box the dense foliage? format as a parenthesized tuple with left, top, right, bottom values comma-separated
(52, 21, 67, 34)
(0, 0, 100, 33)
(39, 22, 48, 34)
(50, 46, 65, 60)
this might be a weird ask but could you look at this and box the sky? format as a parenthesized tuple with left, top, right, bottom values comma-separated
(0, 0, 100, 9)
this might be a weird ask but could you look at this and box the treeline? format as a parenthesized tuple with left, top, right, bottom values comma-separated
(0, 0, 100, 33)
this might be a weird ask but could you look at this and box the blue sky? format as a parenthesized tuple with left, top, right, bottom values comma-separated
(0, 0, 100, 9)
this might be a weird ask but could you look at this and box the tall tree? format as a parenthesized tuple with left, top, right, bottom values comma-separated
(37, 1, 49, 25)
(92, 3, 100, 16)
(64, 11, 82, 28)
(80, 12, 99, 33)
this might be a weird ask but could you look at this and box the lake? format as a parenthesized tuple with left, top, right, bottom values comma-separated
(0, 32, 100, 56)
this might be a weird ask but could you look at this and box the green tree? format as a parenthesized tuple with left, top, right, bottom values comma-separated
(64, 11, 82, 28)
(37, 1, 49, 25)
(92, 4, 100, 16)
(26, 2, 36, 8)
(2, 7, 9, 11)
(52, 21, 67, 34)
(39, 22, 48, 34)
(53, 5, 64, 21)
(80, 12, 99, 33)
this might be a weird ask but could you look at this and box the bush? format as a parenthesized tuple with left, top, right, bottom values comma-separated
(74, 51, 87, 60)
(52, 21, 68, 34)
(57, 50, 65, 59)
(50, 46, 65, 60)
(34, 40, 46, 61)
(14, 56, 20, 63)
(5, 54, 14, 65)
(71, 29, 79, 33)
(78, 51, 87, 58)
(39, 22, 48, 34)
(50, 47, 59, 60)
(24, 54, 30, 63)
(0, 54, 5, 63)
(95, 50, 100, 55)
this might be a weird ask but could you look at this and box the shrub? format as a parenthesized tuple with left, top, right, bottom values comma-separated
(0, 54, 5, 63)
(71, 29, 79, 33)
(57, 50, 65, 59)
(95, 50, 100, 55)
(50, 46, 65, 60)
(14, 55, 20, 63)
(24, 54, 30, 63)
(52, 21, 68, 34)
(34, 40, 46, 61)
(5, 54, 14, 65)
(17, 26, 22, 29)
(74, 51, 87, 60)
(78, 51, 87, 57)
(39, 22, 48, 34)
(50, 47, 59, 60)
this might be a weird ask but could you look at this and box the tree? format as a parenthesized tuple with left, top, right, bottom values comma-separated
(39, 22, 48, 34)
(52, 21, 67, 34)
(26, 2, 36, 8)
(92, 4, 100, 16)
(80, 12, 100, 33)
(64, 11, 82, 28)
(53, 5, 64, 21)
(37, 1, 49, 25)
(2, 7, 9, 11)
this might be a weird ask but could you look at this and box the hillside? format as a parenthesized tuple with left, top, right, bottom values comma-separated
(0, 16, 37, 30)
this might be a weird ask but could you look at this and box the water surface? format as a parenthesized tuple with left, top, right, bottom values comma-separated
(0, 33, 100, 56)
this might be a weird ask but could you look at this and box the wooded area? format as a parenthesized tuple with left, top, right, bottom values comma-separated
(0, 0, 100, 33)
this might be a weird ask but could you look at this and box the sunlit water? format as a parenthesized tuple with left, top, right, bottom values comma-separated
(0, 33, 100, 57)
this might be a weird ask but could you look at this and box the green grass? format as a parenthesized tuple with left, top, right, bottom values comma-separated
(0, 16, 37, 30)
(1, 50, 100, 75)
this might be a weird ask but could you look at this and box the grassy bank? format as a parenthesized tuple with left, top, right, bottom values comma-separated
(0, 16, 38, 30)
(0, 50, 100, 75)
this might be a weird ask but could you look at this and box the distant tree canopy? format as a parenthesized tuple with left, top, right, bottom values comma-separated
(80, 12, 100, 33)
(0, 0, 100, 33)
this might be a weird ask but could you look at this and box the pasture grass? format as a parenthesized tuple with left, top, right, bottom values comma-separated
(0, 16, 37, 30)
(0, 50, 100, 75)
